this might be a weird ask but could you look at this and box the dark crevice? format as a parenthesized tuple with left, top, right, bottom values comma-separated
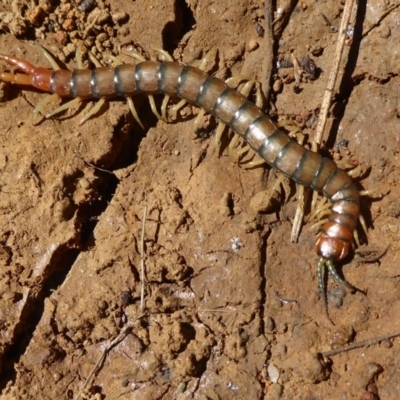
(258, 227, 270, 337)
(0, 245, 79, 388)
(0, 165, 122, 389)
(162, 0, 195, 53)
(0, 105, 158, 392)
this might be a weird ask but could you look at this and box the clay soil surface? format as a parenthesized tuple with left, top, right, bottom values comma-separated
(0, 0, 400, 399)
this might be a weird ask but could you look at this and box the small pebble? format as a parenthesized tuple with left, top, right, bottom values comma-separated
(112, 11, 128, 24)
(268, 364, 280, 383)
(272, 78, 283, 93)
(265, 316, 275, 333)
(247, 39, 259, 52)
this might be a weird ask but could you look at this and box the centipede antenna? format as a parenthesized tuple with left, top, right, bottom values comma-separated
(318, 258, 334, 325)
(126, 96, 144, 129)
(38, 45, 60, 71)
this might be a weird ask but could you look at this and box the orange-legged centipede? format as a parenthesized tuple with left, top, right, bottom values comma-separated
(0, 48, 360, 321)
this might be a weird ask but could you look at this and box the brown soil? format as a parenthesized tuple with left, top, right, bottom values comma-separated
(0, 0, 399, 399)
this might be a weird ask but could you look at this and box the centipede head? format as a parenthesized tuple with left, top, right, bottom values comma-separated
(314, 231, 350, 261)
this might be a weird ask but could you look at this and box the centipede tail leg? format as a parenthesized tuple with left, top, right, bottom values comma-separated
(317, 258, 334, 324)
(318, 257, 358, 324)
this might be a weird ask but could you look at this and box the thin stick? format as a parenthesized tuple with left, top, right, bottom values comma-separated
(74, 314, 146, 400)
(260, 0, 275, 104)
(140, 205, 147, 313)
(314, 0, 355, 145)
(321, 330, 400, 358)
(291, 185, 308, 243)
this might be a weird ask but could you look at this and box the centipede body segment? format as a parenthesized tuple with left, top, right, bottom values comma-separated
(0, 50, 360, 321)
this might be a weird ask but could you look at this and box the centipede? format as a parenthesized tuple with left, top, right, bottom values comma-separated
(0, 46, 360, 321)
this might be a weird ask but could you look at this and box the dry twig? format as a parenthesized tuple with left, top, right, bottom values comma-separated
(74, 314, 146, 400)
(140, 204, 147, 313)
(321, 330, 400, 358)
(314, 0, 355, 145)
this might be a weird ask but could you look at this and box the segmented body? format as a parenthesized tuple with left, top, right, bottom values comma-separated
(0, 53, 360, 319)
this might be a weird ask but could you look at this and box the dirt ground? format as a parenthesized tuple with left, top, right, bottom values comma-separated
(0, 0, 399, 399)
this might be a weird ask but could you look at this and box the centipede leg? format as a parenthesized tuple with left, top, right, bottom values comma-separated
(171, 49, 220, 132)
(168, 99, 187, 120)
(38, 45, 60, 71)
(353, 230, 361, 247)
(160, 95, 170, 122)
(240, 158, 267, 169)
(37, 45, 94, 123)
(32, 93, 61, 123)
(126, 96, 144, 129)
(123, 48, 166, 122)
(228, 133, 241, 161)
(44, 96, 83, 120)
(148, 95, 166, 122)
(326, 259, 357, 292)
(358, 214, 368, 237)
(100, 53, 148, 126)
(87, 49, 102, 68)
(207, 118, 228, 157)
(79, 97, 107, 125)
(198, 48, 219, 71)
(317, 258, 333, 324)
(151, 48, 174, 62)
